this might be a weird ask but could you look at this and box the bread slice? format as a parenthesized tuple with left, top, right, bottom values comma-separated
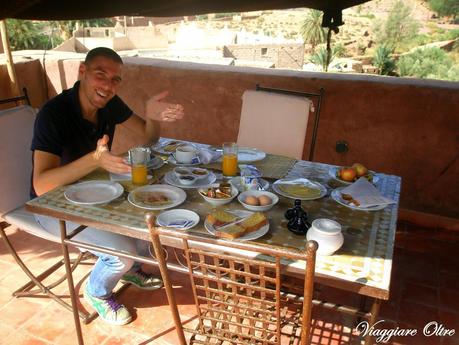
(214, 224, 246, 240)
(206, 210, 238, 228)
(240, 212, 268, 234)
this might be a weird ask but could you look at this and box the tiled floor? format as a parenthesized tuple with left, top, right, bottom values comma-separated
(0, 220, 458, 345)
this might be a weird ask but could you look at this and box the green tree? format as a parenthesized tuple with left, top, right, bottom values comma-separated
(373, 0, 420, 52)
(428, 0, 459, 20)
(51, 18, 113, 41)
(373, 45, 396, 75)
(300, 9, 325, 52)
(397, 47, 456, 80)
(6, 19, 50, 50)
(309, 44, 343, 72)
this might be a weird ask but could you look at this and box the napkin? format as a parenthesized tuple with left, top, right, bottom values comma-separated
(340, 177, 396, 208)
(199, 148, 222, 164)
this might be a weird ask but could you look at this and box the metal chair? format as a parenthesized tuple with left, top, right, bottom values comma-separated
(146, 214, 318, 345)
(0, 91, 96, 323)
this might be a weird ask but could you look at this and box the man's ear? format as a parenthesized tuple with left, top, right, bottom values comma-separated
(78, 63, 86, 79)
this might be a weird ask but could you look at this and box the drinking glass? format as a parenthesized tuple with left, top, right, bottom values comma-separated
(128, 147, 150, 185)
(222, 142, 238, 177)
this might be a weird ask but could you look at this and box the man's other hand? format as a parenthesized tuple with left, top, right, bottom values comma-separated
(95, 135, 131, 174)
(145, 91, 185, 123)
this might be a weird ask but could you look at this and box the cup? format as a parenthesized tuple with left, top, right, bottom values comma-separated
(128, 147, 150, 186)
(175, 145, 198, 164)
(222, 142, 238, 177)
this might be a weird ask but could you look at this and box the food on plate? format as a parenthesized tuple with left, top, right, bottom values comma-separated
(244, 195, 259, 206)
(258, 195, 272, 206)
(336, 163, 373, 183)
(135, 191, 170, 206)
(341, 193, 360, 206)
(200, 183, 233, 199)
(162, 141, 181, 152)
(338, 167, 357, 182)
(277, 184, 322, 198)
(352, 163, 368, 177)
(174, 167, 190, 176)
(191, 168, 207, 176)
(207, 210, 268, 239)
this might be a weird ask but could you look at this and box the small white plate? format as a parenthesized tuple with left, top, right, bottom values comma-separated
(151, 140, 186, 155)
(164, 171, 216, 189)
(238, 190, 279, 212)
(64, 181, 124, 205)
(168, 154, 201, 166)
(204, 210, 269, 241)
(328, 167, 379, 185)
(331, 187, 387, 211)
(273, 178, 327, 200)
(237, 147, 266, 162)
(157, 209, 199, 230)
(229, 176, 270, 192)
(128, 185, 186, 210)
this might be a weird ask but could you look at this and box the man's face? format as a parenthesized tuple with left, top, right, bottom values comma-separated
(79, 55, 122, 110)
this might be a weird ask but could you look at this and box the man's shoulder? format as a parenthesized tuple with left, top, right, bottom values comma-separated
(38, 88, 74, 118)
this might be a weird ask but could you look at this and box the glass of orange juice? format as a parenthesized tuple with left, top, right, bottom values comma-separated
(128, 147, 150, 186)
(222, 142, 238, 177)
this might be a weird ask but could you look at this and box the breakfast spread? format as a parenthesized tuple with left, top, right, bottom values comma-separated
(162, 141, 181, 152)
(200, 183, 233, 199)
(134, 191, 171, 206)
(206, 210, 268, 239)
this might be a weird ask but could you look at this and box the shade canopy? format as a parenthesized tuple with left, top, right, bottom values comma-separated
(1, 0, 370, 23)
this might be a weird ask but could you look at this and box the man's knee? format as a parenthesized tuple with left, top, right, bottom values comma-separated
(100, 255, 134, 272)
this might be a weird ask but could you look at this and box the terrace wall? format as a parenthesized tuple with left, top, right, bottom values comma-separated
(1, 56, 458, 221)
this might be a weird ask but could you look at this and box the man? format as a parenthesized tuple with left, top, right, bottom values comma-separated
(31, 47, 184, 325)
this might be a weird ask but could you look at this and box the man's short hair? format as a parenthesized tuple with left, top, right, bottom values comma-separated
(84, 47, 123, 65)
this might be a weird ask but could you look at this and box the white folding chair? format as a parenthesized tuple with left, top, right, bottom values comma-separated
(237, 86, 324, 160)
(0, 101, 95, 323)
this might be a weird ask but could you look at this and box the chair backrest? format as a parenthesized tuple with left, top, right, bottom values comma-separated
(237, 89, 313, 159)
(0, 105, 36, 216)
(147, 214, 318, 345)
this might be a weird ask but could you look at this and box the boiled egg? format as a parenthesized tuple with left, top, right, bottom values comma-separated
(258, 195, 272, 206)
(245, 195, 259, 206)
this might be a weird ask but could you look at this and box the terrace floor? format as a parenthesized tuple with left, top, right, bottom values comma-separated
(0, 220, 458, 345)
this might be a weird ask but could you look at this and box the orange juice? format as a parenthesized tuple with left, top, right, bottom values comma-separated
(132, 164, 148, 185)
(222, 154, 238, 176)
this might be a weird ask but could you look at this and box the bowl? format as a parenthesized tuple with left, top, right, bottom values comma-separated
(178, 175, 197, 186)
(174, 167, 191, 178)
(237, 190, 279, 211)
(306, 219, 343, 256)
(190, 167, 209, 180)
(198, 183, 239, 206)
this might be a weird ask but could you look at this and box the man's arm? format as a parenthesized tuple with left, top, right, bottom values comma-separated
(121, 91, 184, 145)
(33, 135, 130, 196)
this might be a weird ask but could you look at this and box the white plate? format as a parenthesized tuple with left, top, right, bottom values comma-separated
(152, 140, 187, 155)
(237, 147, 266, 162)
(331, 187, 387, 211)
(229, 176, 270, 192)
(168, 154, 201, 166)
(273, 178, 327, 200)
(164, 171, 216, 189)
(237, 190, 279, 212)
(128, 185, 186, 210)
(204, 210, 269, 241)
(328, 167, 379, 185)
(157, 209, 199, 230)
(64, 181, 124, 205)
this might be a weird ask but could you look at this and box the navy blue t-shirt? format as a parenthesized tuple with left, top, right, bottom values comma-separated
(30, 81, 132, 197)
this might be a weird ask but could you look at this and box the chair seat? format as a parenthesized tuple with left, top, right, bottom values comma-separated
(3, 206, 60, 243)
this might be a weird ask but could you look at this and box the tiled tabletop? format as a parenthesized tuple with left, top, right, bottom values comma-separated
(27, 138, 401, 299)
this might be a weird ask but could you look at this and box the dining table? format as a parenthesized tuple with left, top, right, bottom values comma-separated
(25, 138, 401, 345)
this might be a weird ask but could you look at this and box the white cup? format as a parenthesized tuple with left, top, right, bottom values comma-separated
(306, 219, 343, 256)
(175, 145, 198, 164)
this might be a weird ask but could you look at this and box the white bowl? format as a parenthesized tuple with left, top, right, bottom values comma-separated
(177, 175, 197, 186)
(198, 184, 239, 206)
(306, 219, 343, 256)
(237, 190, 279, 211)
(190, 167, 209, 180)
(173, 167, 191, 178)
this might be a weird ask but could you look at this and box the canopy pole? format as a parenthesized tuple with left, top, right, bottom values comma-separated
(0, 20, 21, 97)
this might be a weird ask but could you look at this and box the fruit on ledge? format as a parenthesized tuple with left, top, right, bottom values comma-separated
(338, 167, 357, 182)
(352, 163, 368, 177)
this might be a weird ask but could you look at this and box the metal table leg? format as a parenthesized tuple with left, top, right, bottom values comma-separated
(60, 220, 84, 345)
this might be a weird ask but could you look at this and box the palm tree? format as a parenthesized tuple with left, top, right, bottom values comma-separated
(373, 45, 396, 75)
(300, 10, 325, 52)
